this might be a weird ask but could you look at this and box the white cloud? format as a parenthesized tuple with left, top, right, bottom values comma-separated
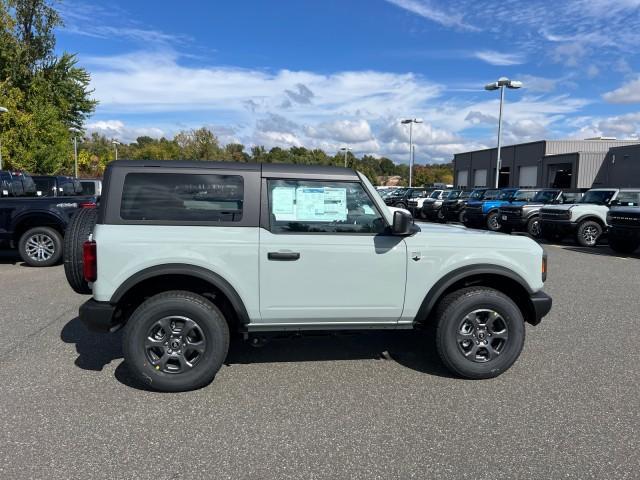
(474, 50, 525, 66)
(305, 120, 373, 143)
(385, 0, 478, 31)
(85, 120, 166, 142)
(603, 77, 640, 104)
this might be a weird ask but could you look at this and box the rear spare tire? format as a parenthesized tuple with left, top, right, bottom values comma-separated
(64, 207, 98, 294)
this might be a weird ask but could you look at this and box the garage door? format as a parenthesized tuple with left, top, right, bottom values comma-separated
(457, 170, 468, 187)
(474, 169, 487, 187)
(519, 165, 538, 187)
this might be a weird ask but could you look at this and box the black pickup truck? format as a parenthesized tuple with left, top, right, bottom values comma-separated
(1, 171, 96, 266)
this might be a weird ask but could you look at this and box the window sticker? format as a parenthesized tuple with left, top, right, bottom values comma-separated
(272, 185, 348, 222)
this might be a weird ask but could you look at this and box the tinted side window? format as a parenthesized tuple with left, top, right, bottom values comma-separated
(34, 177, 56, 196)
(268, 180, 386, 234)
(121, 173, 244, 222)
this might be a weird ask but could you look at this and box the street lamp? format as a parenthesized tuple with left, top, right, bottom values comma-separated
(339, 146, 351, 168)
(0, 106, 8, 170)
(401, 118, 423, 187)
(69, 127, 80, 178)
(112, 140, 120, 161)
(484, 77, 522, 188)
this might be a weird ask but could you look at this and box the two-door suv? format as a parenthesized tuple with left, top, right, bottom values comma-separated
(73, 161, 551, 392)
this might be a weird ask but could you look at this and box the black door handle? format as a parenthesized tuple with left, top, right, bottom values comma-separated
(268, 252, 300, 261)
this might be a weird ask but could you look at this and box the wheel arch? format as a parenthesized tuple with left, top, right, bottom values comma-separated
(111, 264, 251, 330)
(574, 214, 605, 227)
(12, 212, 66, 241)
(415, 265, 538, 326)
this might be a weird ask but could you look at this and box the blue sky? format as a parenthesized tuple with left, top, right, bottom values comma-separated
(55, 0, 640, 164)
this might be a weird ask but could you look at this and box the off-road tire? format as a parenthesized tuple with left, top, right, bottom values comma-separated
(576, 220, 602, 247)
(64, 207, 98, 294)
(18, 226, 63, 267)
(123, 291, 230, 392)
(526, 216, 542, 238)
(486, 211, 502, 231)
(435, 287, 525, 379)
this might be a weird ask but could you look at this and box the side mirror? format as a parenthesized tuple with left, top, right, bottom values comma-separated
(392, 210, 412, 235)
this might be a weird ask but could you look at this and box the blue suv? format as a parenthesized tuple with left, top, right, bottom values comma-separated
(464, 188, 541, 231)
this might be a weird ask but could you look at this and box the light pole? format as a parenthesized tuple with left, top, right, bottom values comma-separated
(69, 127, 80, 178)
(0, 106, 8, 170)
(112, 140, 120, 161)
(340, 146, 351, 168)
(484, 77, 522, 188)
(401, 118, 423, 187)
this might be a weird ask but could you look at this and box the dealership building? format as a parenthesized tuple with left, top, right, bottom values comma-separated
(452, 138, 640, 190)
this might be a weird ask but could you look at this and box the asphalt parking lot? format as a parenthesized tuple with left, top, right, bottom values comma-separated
(0, 244, 638, 480)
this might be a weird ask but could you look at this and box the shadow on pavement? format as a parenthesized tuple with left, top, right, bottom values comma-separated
(61, 317, 455, 391)
(0, 249, 22, 265)
(562, 245, 640, 258)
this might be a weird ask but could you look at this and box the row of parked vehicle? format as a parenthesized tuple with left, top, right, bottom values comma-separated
(0, 170, 101, 266)
(378, 185, 640, 254)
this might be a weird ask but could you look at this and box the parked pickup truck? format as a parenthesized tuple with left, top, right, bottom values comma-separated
(465, 189, 541, 231)
(498, 189, 584, 238)
(72, 160, 552, 392)
(540, 188, 640, 247)
(0, 182, 97, 266)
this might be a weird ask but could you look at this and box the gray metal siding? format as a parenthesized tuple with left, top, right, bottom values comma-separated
(576, 152, 608, 188)
(593, 145, 640, 187)
(545, 140, 639, 156)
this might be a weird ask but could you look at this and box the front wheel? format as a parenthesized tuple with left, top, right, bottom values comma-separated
(486, 211, 502, 231)
(18, 226, 63, 267)
(435, 287, 525, 379)
(395, 202, 407, 210)
(526, 216, 542, 238)
(576, 220, 602, 247)
(123, 291, 230, 392)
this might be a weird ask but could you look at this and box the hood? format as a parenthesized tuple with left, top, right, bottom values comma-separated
(541, 203, 578, 211)
(609, 206, 640, 216)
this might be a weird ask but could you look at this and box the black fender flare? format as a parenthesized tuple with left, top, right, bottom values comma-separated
(111, 263, 250, 325)
(11, 210, 67, 235)
(574, 214, 605, 227)
(415, 264, 534, 323)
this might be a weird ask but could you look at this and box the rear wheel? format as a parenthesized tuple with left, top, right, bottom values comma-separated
(609, 236, 640, 254)
(123, 291, 230, 392)
(64, 207, 98, 294)
(486, 211, 501, 231)
(18, 226, 63, 267)
(576, 220, 602, 247)
(395, 202, 407, 210)
(526, 216, 542, 238)
(435, 287, 525, 379)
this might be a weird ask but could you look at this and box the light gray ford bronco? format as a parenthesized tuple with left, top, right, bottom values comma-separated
(70, 160, 552, 392)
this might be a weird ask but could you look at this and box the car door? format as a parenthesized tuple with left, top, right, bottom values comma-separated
(259, 178, 407, 325)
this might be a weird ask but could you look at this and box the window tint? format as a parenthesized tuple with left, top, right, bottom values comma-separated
(121, 173, 244, 222)
(268, 179, 386, 234)
(580, 190, 616, 205)
(81, 181, 95, 195)
(512, 190, 538, 202)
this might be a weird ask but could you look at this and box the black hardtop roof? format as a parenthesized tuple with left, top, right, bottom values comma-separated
(107, 160, 358, 180)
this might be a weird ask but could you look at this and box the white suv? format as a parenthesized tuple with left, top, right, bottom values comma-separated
(69, 161, 552, 392)
(540, 188, 640, 247)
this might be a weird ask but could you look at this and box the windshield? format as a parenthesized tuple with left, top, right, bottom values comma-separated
(460, 191, 471, 199)
(469, 190, 486, 199)
(390, 188, 407, 196)
(532, 190, 560, 203)
(482, 189, 500, 200)
(447, 190, 462, 199)
(580, 190, 616, 205)
(430, 190, 442, 199)
(512, 190, 538, 202)
(497, 190, 518, 200)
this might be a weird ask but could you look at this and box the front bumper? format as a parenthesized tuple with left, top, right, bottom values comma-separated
(609, 225, 640, 241)
(529, 291, 552, 326)
(79, 298, 118, 332)
(540, 219, 577, 235)
(500, 214, 528, 229)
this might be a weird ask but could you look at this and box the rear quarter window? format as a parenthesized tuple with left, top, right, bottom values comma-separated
(120, 173, 244, 222)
